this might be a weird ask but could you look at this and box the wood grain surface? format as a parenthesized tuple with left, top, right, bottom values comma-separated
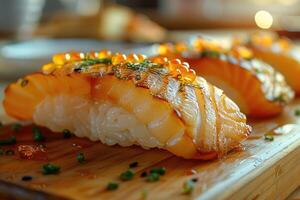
(0, 97, 300, 200)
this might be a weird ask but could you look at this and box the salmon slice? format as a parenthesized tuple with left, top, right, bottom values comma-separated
(153, 39, 294, 118)
(3, 51, 251, 159)
(242, 32, 300, 95)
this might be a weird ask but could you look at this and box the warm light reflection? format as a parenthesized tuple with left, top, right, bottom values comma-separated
(254, 10, 273, 29)
(278, 0, 297, 6)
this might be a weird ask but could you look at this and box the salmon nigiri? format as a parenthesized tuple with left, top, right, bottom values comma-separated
(235, 32, 300, 95)
(3, 51, 251, 159)
(154, 38, 294, 118)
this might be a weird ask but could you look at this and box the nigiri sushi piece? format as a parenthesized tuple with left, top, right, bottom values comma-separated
(235, 32, 300, 95)
(153, 38, 294, 118)
(3, 51, 251, 160)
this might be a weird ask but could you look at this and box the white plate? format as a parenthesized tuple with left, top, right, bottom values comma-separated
(0, 38, 146, 79)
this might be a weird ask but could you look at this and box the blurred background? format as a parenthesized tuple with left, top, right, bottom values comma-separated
(1, 0, 300, 79)
(0, 1, 300, 198)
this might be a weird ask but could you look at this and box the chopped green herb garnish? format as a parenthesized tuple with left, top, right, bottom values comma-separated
(129, 161, 138, 168)
(42, 163, 60, 175)
(0, 149, 15, 155)
(255, 68, 261, 74)
(106, 182, 119, 190)
(20, 79, 29, 87)
(62, 129, 73, 138)
(150, 167, 166, 176)
(0, 149, 4, 155)
(264, 135, 274, 142)
(11, 123, 22, 132)
(5, 149, 15, 155)
(126, 60, 150, 71)
(274, 95, 285, 103)
(295, 109, 300, 116)
(183, 180, 195, 194)
(120, 170, 135, 181)
(146, 172, 160, 182)
(140, 189, 148, 199)
(201, 50, 220, 58)
(32, 127, 45, 142)
(0, 136, 16, 146)
(77, 152, 86, 164)
(77, 58, 112, 71)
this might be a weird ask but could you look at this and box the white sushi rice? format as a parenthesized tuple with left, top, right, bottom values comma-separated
(33, 95, 162, 149)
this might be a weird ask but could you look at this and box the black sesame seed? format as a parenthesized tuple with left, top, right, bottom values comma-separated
(140, 172, 147, 177)
(62, 129, 73, 139)
(129, 161, 138, 168)
(74, 68, 81, 72)
(22, 176, 32, 181)
(191, 178, 198, 182)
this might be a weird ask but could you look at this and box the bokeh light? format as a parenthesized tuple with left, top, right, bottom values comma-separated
(255, 10, 273, 29)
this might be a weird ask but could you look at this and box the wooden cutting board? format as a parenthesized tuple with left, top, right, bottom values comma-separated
(0, 99, 300, 200)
